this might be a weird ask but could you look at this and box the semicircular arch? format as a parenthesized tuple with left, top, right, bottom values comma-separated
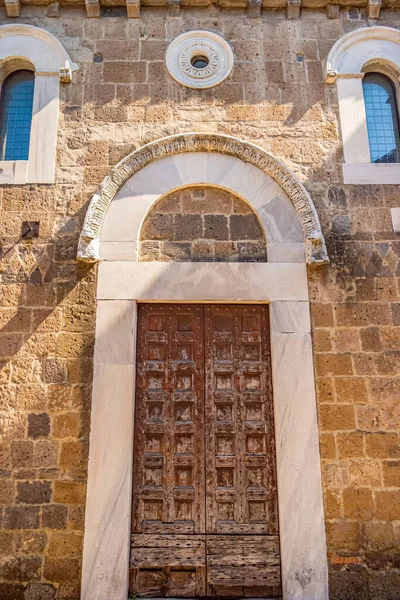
(325, 25, 400, 80)
(0, 24, 78, 74)
(77, 133, 328, 266)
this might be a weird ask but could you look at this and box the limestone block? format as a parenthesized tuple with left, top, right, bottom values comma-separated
(126, 0, 141, 17)
(5, 0, 20, 17)
(168, 0, 180, 16)
(47, 2, 59, 16)
(326, 3, 339, 18)
(248, 0, 262, 18)
(367, 0, 381, 18)
(85, 0, 100, 17)
(287, 0, 301, 18)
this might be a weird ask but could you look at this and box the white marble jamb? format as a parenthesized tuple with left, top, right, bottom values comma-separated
(27, 75, 59, 184)
(81, 363, 135, 600)
(94, 300, 136, 364)
(270, 331, 329, 600)
(267, 242, 305, 263)
(391, 207, 400, 232)
(97, 262, 309, 302)
(100, 241, 138, 261)
(337, 77, 371, 165)
(270, 301, 311, 333)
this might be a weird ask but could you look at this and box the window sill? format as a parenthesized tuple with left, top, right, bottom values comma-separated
(0, 160, 29, 184)
(343, 163, 400, 184)
(0, 159, 55, 185)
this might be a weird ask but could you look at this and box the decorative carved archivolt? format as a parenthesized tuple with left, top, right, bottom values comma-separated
(77, 133, 329, 266)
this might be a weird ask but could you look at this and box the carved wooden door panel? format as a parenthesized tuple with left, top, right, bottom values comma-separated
(204, 305, 281, 597)
(131, 304, 206, 597)
(130, 304, 281, 598)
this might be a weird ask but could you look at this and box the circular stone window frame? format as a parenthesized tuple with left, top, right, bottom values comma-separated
(166, 30, 234, 89)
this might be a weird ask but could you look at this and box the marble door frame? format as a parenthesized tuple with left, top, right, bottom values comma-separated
(81, 265, 328, 600)
(79, 137, 329, 600)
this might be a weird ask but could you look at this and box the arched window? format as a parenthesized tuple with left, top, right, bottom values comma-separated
(0, 70, 34, 161)
(363, 73, 400, 164)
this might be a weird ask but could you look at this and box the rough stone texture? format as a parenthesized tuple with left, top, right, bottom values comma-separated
(139, 186, 267, 262)
(0, 6, 399, 599)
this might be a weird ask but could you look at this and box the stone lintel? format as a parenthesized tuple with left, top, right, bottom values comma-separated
(326, 3, 339, 18)
(85, 0, 100, 17)
(248, 0, 262, 17)
(287, 0, 301, 19)
(367, 0, 381, 18)
(5, 0, 21, 17)
(127, 0, 141, 17)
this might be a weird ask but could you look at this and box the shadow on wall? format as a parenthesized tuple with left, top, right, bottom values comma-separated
(0, 194, 97, 597)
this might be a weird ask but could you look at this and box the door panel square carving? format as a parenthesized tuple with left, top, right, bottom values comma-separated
(131, 304, 281, 598)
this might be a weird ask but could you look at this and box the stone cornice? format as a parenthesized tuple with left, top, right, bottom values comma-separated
(77, 133, 329, 267)
(1, 1, 396, 18)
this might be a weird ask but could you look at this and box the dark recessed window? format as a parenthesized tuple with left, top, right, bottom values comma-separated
(190, 55, 209, 70)
(363, 72, 400, 163)
(0, 70, 35, 161)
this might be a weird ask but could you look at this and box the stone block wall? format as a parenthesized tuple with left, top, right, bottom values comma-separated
(139, 186, 267, 262)
(0, 5, 399, 599)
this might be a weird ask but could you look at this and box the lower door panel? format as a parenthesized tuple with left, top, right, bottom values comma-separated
(206, 535, 281, 598)
(131, 534, 206, 598)
(131, 534, 281, 598)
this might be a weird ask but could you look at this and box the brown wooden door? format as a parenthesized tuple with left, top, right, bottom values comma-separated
(131, 304, 281, 598)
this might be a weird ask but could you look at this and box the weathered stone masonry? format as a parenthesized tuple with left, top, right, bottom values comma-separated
(0, 6, 400, 600)
(139, 186, 267, 262)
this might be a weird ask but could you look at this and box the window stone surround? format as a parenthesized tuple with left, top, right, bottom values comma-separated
(325, 26, 400, 184)
(0, 24, 78, 184)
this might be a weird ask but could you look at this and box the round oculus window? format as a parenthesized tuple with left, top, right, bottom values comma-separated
(166, 31, 234, 89)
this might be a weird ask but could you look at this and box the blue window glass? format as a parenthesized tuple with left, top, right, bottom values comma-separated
(363, 73, 400, 164)
(0, 70, 34, 161)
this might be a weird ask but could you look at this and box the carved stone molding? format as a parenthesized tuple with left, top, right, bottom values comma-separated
(325, 25, 400, 79)
(0, 24, 79, 75)
(77, 133, 329, 266)
(166, 31, 234, 89)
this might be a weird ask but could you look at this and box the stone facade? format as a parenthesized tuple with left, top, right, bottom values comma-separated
(0, 6, 399, 600)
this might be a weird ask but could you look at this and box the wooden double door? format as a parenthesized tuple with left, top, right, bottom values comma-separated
(130, 304, 281, 598)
